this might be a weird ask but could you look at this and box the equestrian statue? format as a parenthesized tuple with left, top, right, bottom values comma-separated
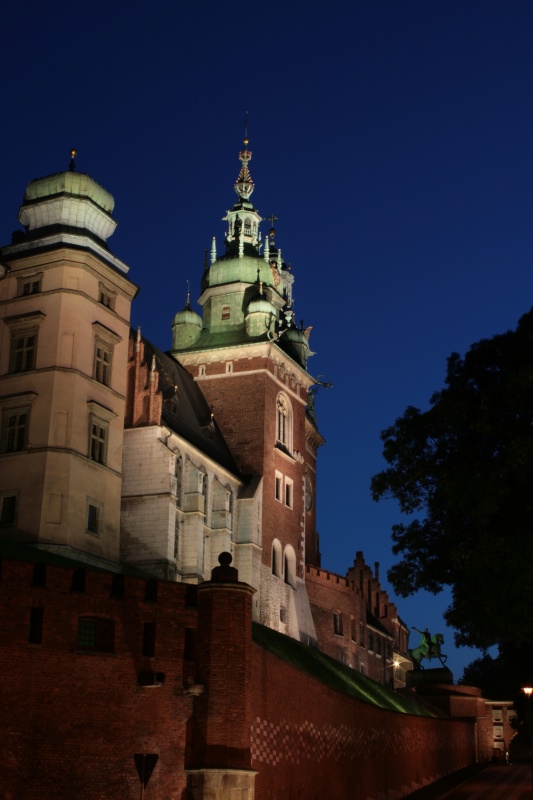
(408, 627, 448, 670)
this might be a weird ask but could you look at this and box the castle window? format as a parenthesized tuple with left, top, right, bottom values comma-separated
(71, 569, 86, 592)
(92, 323, 120, 387)
(76, 616, 115, 653)
(142, 622, 156, 657)
(10, 332, 37, 373)
(174, 514, 180, 559)
(94, 343, 112, 385)
(0, 493, 18, 527)
(275, 470, 282, 502)
(32, 563, 47, 587)
(89, 421, 107, 464)
(87, 401, 117, 466)
(350, 615, 356, 642)
(111, 574, 125, 598)
(284, 477, 293, 508)
(98, 283, 116, 310)
(1, 406, 30, 453)
(29, 607, 44, 644)
(333, 611, 343, 636)
(221, 305, 231, 320)
(280, 606, 286, 623)
(368, 632, 375, 652)
(5, 312, 45, 375)
(272, 539, 282, 577)
(145, 579, 158, 603)
(86, 498, 103, 535)
(19, 275, 42, 296)
(276, 393, 292, 451)
(360, 623, 366, 648)
(284, 545, 296, 588)
(225, 361, 233, 373)
(199, 365, 206, 376)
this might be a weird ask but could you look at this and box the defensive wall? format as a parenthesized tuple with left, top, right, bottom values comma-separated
(1, 549, 485, 800)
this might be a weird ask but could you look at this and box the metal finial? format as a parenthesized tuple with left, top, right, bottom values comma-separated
(243, 111, 249, 147)
(69, 149, 77, 171)
(186, 279, 191, 308)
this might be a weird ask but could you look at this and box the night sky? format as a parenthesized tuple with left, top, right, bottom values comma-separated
(3, 0, 533, 679)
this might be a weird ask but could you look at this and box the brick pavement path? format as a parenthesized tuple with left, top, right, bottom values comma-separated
(408, 764, 533, 800)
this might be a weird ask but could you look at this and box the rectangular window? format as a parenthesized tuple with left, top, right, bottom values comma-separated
(71, 568, 86, 592)
(89, 421, 107, 464)
(76, 617, 115, 652)
(29, 607, 44, 644)
(142, 622, 156, 657)
(86, 499, 103, 535)
(94, 343, 112, 385)
(111, 574, 125, 598)
(333, 612, 343, 636)
(275, 471, 282, 502)
(0, 494, 18, 527)
(368, 632, 375, 652)
(360, 623, 366, 648)
(1, 407, 29, 453)
(32, 563, 47, 587)
(98, 284, 116, 310)
(17, 274, 43, 296)
(21, 279, 41, 296)
(285, 477, 293, 508)
(145, 579, 158, 603)
(10, 333, 37, 373)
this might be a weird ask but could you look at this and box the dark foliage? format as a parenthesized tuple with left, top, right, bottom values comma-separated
(371, 308, 533, 649)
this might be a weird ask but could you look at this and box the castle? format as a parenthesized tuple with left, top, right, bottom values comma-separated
(0, 142, 514, 799)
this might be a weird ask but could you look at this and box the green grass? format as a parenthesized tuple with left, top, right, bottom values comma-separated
(252, 622, 439, 716)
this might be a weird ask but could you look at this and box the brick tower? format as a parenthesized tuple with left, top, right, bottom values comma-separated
(171, 132, 324, 645)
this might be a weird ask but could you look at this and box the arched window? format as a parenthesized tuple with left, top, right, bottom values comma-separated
(283, 544, 296, 588)
(272, 539, 282, 577)
(276, 393, 292, 451)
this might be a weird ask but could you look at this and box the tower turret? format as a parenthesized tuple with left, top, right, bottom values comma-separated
(169, 132, 324, 645)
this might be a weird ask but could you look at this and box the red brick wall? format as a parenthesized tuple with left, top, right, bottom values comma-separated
(1, 558, 195, 800)
(196, 358, 311, 577)
(251, 642, 476, 800)
(2, 555, 481, 800)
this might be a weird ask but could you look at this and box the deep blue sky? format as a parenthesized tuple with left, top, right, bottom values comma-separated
(2, 0, 533, 679)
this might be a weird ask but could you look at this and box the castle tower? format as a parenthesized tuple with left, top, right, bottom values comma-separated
(171, 134, 324, 644)
(0, 153, 137, 566)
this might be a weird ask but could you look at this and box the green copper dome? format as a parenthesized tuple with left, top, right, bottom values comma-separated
(24, 170, 114, 213)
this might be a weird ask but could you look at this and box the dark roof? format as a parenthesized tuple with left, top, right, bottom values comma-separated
(139, 335, 241, 479)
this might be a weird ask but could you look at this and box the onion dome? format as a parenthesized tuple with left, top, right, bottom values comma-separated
(19, 152, 117, 244)
(172, 292, 202, 350)
(245, 278, 278, 338)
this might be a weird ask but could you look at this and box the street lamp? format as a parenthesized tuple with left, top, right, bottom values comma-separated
(522, 687, 533, 799)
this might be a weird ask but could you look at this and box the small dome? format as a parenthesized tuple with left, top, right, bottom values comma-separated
(24, 171, 114, 213)
(172, 304, 202, 350)
(19, 169, 117, 243)
(246, 295, 275, 316)
(173, 305, 202, 327)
